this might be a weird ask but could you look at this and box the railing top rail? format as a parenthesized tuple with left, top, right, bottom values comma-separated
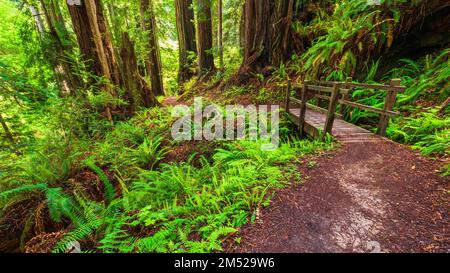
(291, 78, 406, 93)
(347, 82, 406, 92)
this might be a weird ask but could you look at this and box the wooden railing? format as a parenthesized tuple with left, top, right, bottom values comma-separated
(284, 78, 406, 137)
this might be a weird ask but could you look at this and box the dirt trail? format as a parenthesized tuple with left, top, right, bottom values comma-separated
(225, 138, 449, 253)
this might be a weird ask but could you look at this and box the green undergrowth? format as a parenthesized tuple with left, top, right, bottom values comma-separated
(0, 102, 333, 253)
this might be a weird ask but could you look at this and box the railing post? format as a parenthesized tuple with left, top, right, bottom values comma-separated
(284, 80, 291, 111)
(377, 79, 401, 136)
(340, 77, 352, 118)
(317, 87, 327, 109)
(324, 83, 341, 136)
(298, 81, 309, 136)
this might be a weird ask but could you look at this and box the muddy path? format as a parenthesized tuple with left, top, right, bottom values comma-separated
(225, 139, 449, 253)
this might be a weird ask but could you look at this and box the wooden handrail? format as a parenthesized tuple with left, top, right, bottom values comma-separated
(292, 83, 350, 95)
(348, 82, 406, 93)
(318, 80, 406, 93)
(285, 78, 404, 137)
(340, 100, 399, 117)
(290, 97, 343, 119)
(377, 79, 402, 136)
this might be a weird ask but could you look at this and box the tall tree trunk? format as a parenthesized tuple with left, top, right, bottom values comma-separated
(106, 3, 121, 45)
(196, 0, 215, 75)
(52, 0, 65, 23)
(242, 0, 271, 71)
(175, 0, 197, 83)
(140, 0, 165, 97)
(217, 0, 224, 69)
(48, 0, 71, 41)
(40, 0, 79, 95)
(67, 0, 121, 87)
(282, 0, 294, 56)
(51, 0, 74, 48)
(240, 0, 293, 74)
(67, 0, 123, 122)
(120, 32, 159, 111)
(66, 0, 102, 76)
(120, 32, 136, 114)
(239, 2, 245, 55)
(84, 0, 122, 89)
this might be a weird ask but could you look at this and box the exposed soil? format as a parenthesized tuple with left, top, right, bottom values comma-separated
(162, 96, 189, 107)
(225, 138, 449, 253)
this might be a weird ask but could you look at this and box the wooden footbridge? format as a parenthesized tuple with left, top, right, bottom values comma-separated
(284, 78, 406, 143)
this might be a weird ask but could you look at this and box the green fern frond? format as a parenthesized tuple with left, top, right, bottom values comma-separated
(84, 158, 116, 203)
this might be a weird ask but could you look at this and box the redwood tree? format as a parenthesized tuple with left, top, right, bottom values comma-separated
(240, 0, 295, 74)
(140, 0, 165, 96)
(217, 0, 223, 69)
(120, 32, 159, 111)
(66, 0, 101, 76)
(196, 0, 215, 75)
(175, 0, 197, 82)
(67, 0, 123, 121)
(40, 0, 79, 95)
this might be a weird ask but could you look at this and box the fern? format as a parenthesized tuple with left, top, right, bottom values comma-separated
(129, 135, 169, 170)
(0, 183, 77, 223)
(84, 158, 116, 203)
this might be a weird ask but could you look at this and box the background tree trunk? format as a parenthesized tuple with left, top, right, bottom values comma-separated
(240, 0, 293, 74)
(28, 4, 45, 35)
(40, 0, 79, 95)
(120, 32, 159, 111)
(67, 0, 124, 122)
(217, 0, 224, 69)
(120, 32, 137, 114)
(84, 0, 122, 89)
(175, 0, 197, 83)
(141, 0, 165, 97)
(66, 0, 102, 76)
(196, 0, 215, 75)
(239, 2, 245, 55)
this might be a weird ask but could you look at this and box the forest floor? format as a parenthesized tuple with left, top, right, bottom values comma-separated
(224, 138, 449, 253)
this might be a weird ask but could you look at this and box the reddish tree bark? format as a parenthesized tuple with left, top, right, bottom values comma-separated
(175, 0, 197, 82)
(120, 32, 159, 111)
(196, 0, 215, 75)
(241, 0, 294, 72)
(141, 0, 165, 96)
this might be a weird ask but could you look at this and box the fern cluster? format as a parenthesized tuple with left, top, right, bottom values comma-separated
(295, 0, 423, 80)
(98, 137, 332, 253)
